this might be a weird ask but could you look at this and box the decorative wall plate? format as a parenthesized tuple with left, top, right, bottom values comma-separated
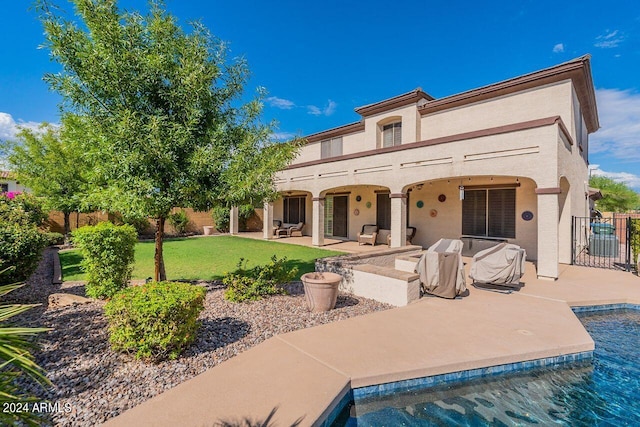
(356, 195, 362, 202)
(522, 211, 534, 221)
(438, 194, 446, 202)
(354, 208, 360, 216)
(430, 209, 438, 218)
(416, 200, 424, 208)
(365, 201, 372, 208)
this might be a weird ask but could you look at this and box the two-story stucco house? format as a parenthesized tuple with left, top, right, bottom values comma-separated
(260, 56, 599, 281)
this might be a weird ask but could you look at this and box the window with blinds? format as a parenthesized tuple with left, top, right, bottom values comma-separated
(382, 122, 401, 147)
(462, 188, 515, 238)
(320, 137, 343, 159)
(283, 196, 306, 224)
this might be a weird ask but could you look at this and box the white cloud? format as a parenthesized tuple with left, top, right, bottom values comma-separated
(0, 112, 42, 140)
(590, 165, 640, 191)
(271, 131, 296, 141)
(307, 105, 321, 116)
(590, 89, 640, 162)
(552, 43, 564, 53)
(265, 96, 295, 110)
(307, 100, 337, 116)
(594, 29, 624, 48)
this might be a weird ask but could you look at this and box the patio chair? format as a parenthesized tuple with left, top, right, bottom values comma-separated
(469, 243, 526, 293)
(386, 226, 417, 246)
(287, 222, 304, 237)
(272, 220, 283, 236)
(357, 224, 378, 246)
(415, 238, 466, 299)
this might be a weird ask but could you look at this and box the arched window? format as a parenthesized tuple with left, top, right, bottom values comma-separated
(382, 122, 401, 147)
(377, 117, 402, 148)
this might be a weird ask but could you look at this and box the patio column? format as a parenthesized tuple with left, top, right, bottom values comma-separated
(263, 201, 274, 240)
(312, 197, 325, 246)
(389, 193, 407, 248)
(536, 188, 560, 280)
(229, 206, 239, 235)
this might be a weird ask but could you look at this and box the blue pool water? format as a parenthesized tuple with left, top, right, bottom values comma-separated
(335, 308, 640, 426)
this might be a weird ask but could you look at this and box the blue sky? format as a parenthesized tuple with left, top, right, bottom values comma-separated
(1, 0, 639, 190)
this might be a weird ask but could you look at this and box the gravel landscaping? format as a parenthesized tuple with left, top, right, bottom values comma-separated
(12, 248, 392, 426)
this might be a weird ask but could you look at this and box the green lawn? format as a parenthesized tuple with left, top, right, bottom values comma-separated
(59, 235, 344, 282)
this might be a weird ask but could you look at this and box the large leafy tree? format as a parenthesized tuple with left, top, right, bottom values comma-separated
(39, 0, 300, 281)
(2, 117, 90, 236)
(589, 175, 640, 213)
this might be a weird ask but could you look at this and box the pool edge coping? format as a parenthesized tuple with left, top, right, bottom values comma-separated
(321, 303, 640, 426)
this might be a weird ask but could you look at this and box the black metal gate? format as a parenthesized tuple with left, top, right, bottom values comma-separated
(572, 216, 632, 271)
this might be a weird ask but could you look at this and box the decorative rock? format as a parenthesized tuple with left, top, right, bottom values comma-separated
(14, 249, 392, 427)
(48, 293, 93, 309)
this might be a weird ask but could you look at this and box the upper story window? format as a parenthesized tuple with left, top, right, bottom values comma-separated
(321, 137, 343, 159)
(382, 122, 401, 147)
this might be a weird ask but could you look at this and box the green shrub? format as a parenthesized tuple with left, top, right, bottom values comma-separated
(104, 282, 206, 360)
(223, 255, 298, 302)
(168, 210, 190, 234)
(72, 222, 137, 299)
(631, 218, 640, 263)
(212, 205, 229, 232)
(212, 204, 256, 232)
(44, 231, 65, 246)
(0, 197, 48, 285)
(238, 204, 256, 230)
(121, 215, 151, 236)
(6, 193, 48, 227)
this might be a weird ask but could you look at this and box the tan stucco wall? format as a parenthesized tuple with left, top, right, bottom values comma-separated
(405, 178, 538, 259)
(278, 125, 555, 196)
(362, 104, 420, 149)
(420, 81, 575, 141)
(292, 131, 366, 165)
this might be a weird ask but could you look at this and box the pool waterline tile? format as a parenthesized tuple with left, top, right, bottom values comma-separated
(350, 350, 594, 401)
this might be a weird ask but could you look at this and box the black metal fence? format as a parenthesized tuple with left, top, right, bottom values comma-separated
(572, 216, 633, 271)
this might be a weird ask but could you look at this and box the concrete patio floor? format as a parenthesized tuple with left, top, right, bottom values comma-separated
(238, 231, 392, 254)
(104, 256, 640, 427)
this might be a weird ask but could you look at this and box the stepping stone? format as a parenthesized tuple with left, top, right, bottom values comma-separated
(48, 293, 92, 309)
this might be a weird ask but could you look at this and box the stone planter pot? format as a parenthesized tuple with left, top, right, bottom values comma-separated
(301, 272, 342, 312)
(203, 226, 214, 236)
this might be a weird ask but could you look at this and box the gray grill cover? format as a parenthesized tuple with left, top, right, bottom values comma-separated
(469, 243, 526, 285)
(415, 239, 466, 299)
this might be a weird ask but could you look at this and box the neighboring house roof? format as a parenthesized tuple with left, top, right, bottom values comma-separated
(418, 55, 599, 133)
(588, 187, 603, 201)
(0, 171, 14, 180)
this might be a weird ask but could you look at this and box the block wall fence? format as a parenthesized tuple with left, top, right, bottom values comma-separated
(46, 208, 264, 235)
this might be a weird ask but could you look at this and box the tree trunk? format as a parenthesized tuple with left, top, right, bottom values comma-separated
(154, 216, 167, 282)
(63, 211, 71, 236)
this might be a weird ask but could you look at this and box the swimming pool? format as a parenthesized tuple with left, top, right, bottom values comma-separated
(334, 308, 640, 426)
